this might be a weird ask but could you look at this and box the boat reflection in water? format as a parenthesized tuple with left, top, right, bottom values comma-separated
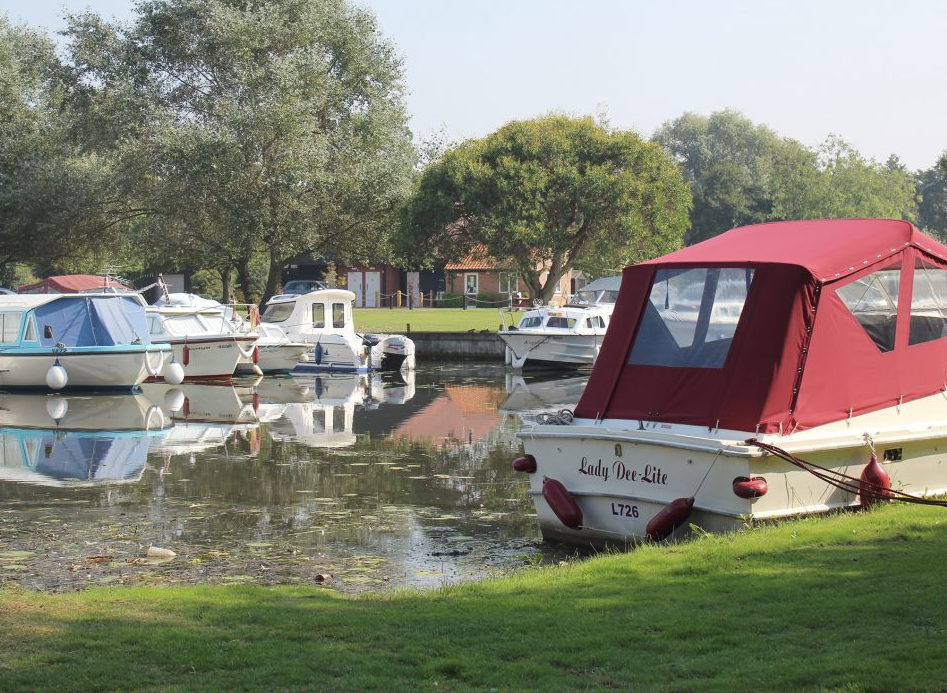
(1, 364, 587, 593)
(257, 371, 416, 448)
(141, 381, 262, 459)
(0, 391, 169, 486)
(499, 372, 590, 420)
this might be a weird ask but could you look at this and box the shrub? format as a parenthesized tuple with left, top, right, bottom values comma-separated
(438, 292, 464, 308)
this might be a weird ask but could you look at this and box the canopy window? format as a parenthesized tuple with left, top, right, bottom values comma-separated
(629, 267, 755, 369)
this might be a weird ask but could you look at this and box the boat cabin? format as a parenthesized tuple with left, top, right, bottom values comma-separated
(576, 219, 947, 433)
(261, 289, 357, 339)
(0, 294, 153, 350)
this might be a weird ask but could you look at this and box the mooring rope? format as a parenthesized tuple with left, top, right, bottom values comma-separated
(747, 438, 947, 508)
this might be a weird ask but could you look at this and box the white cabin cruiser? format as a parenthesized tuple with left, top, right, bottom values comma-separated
(515, 220, 947, 546)
(0, 293, 172, 390)
(261, 289, 415, 373)
(499, 276, 620, 369)
(154, 293, 308, 374)
(146, 300, 258, 382)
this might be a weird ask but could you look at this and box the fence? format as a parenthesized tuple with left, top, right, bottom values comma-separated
(371, 290, 538, 310)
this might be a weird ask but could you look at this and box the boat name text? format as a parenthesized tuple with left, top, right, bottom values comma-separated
(578, 457, 668, 485)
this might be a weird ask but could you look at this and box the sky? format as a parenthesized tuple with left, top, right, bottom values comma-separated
(2, 0, 945, 170)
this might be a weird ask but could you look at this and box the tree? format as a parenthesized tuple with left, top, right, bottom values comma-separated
(653, 110, 820, 244)
(65, 0, 415, 304)
(654, 111, 917, 244)
(0, 18, 121, 273)
(397, 115, 691, 303)
(916, 154, 947, 241)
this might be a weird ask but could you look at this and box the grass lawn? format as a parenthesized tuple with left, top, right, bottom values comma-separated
(2, 503, 947, 690)
(353, 307, 517, 333)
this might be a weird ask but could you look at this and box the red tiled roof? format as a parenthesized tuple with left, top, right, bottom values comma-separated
(445, 245, 515, 271)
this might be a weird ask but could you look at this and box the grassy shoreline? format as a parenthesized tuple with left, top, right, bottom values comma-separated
(353, 307, 514, 333)
(2, 503, 946, 690)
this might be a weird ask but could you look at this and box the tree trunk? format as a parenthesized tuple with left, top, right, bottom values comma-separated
(236, 258, 256, 305)
(220, 266, 233, 304)
(261, 252, 283, 308)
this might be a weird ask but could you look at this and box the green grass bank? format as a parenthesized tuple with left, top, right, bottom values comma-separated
(353, 307, 512, 333)
(2, 503, 945, 691)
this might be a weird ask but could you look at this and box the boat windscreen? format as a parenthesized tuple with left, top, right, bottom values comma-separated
(629, 267, 754, 369)
(262, 302, 294, 323)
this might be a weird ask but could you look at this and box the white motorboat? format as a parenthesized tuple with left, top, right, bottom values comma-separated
(154, 293, 308, 375)
(0, 391, 168, 487)
(146, 302, 258, 381)
(0, 293, 173, 390)
(260, 288, 415, 373)
(499, 276, 621, 369)
(514, 219, 947, 546)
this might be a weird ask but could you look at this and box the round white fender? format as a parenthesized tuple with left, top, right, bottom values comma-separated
(46, 361, 68, 390)
(163, 360, 185, 385)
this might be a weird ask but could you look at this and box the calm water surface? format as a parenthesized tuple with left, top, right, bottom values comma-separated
(0, 362, 589, 592)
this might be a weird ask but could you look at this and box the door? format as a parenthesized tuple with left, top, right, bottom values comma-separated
(365, 272, 381, 308)
(347, 272, 363, 307)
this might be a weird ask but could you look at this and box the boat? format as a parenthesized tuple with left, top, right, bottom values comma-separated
(0, 391, 168, 487)
(499, 276, 621, 369)
(146, 299, 259, 381)
(0, 293, 173, 390)
(499, 372, 590, 418)
(260, 288, 415, 373)
(153, 292, 308, 375)
(514, 219, 947, 545)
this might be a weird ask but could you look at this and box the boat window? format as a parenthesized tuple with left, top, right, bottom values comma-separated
(147, 315, 164, 336)
(0, 312, 23, 344)
(262, 302, 294, 323)
(332, 303, 345, 329)
(630, 267, 754, 368)
(518, 316, 543, 329)
(836, 262, 900, 352)
(909, 256, 947, 346)
(22, 316, 36, 342)
(164, 315, 207, 338)
(312, 303, 325, 328)
(546, 316, 577, 329)
(201, 313, 236, 335)
(586, 316, 605, 329)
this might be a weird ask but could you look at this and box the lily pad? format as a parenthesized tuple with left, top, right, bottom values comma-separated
(0, 550, 34, 561)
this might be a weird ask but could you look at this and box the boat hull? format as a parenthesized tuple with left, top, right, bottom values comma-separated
(152, 337, 254, 381)
(236, 342, 310, 374)
(499, 332, 604, 369)
(519, 397, 947, 545)
(0, 347, 171, 390)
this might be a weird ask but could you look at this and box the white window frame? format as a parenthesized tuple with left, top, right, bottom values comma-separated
(464, 273, 479, 295)
(499, 272, 518, 294)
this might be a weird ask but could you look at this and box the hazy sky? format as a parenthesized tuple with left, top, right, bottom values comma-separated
(3, 0, 945, 170)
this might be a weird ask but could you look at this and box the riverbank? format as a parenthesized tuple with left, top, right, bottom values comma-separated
(2, 502, 945, 690)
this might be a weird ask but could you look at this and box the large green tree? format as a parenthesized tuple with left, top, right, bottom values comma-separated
(0, 18, 122, 274)
(65, 0, 415, 303)
(397, 115, 691, 303)
(654, 111, 916, 244)
(916, 153, 947, 241)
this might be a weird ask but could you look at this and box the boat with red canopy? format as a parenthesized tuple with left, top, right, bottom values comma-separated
(515, 219, 947, 544)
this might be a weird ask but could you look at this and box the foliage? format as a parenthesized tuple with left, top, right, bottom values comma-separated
(64, 0, 416, 304)
(436, 292, 464, 308)
(3, 504, 947, 690)
(397, 115, 690, 302)
(654, 110, 917, 244)
(0, 19, 125, 271)
(916, 154, 947, 241)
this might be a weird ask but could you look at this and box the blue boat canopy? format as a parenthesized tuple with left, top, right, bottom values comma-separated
(33, 296, 150, 347)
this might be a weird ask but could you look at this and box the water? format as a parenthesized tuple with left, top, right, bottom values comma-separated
(0, 363, 589, 592)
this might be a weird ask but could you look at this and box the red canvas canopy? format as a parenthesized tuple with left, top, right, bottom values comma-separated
(18, 275, 133, 294)
(575, 219, 947, 433)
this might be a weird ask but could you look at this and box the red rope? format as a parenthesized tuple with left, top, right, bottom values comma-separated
(746, 439, 947, 508)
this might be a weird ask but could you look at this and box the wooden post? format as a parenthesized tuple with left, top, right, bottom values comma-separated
(397, 290, 402, 308)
